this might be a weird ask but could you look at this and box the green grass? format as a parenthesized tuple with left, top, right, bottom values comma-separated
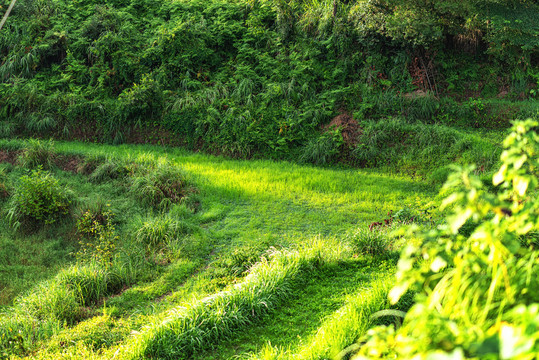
(0, 137, 442, 359)
(194, 259, 395, 360)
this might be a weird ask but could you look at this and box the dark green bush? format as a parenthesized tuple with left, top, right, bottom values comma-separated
(299, 129, 343, 165)
(6, 169, 74, 230)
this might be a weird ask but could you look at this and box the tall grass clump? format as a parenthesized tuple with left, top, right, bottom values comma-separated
(89, 159, 129, 183)
(6, 169, 74, 230)
(15, 263, 130, 320)
(17, 139, 56, 170)
(0, 314, 60, 358)
(130, 165, 193, 210)
(134, 215, 196, 251)
(124, 242, 342, 360)
(0, 261, 134, 357)
(76, 154, 106, 175)
(299, 129, 343, 166)
(344, 227, 396, 257)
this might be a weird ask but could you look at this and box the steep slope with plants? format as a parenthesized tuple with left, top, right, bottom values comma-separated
(0, 0, 537, 165)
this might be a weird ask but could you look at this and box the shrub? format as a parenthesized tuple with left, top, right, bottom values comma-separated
(7, 169, 74, 230)
(350, 120, 539, 359)
(17, 139, 56, 170)
(75, 204, 118, 266)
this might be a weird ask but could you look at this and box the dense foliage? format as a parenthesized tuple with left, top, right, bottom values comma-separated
(0, 0, 537, 162)
(348, 119, 539, 358)
(7, 169, 73, 229)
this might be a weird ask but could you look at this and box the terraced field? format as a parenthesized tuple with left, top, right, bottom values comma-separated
(0, 139, 435, 359)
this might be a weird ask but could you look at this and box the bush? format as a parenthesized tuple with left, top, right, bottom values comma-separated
(350, 120, 539, 359)
(17, 139, 56, 170)
(7, 169, 74, 230)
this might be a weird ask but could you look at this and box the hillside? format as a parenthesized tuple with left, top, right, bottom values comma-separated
(0, 0, 537, 163)
(0, 0, 538, 359)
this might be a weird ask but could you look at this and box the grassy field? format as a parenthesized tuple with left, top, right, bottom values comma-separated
(0, 135, 439, 359)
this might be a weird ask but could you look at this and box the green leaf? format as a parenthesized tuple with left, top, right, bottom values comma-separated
(513, 175, 529, 197)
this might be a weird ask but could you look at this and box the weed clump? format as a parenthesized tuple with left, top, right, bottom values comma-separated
(6, 169, 74, 230)
(134, 215, 195, 249)
(89, 160, 129, 183)
(75, 202, 118, 266)
(17, 139, 56, 170)
(130, 165, 194, 210)
(345, 228, 395, 257)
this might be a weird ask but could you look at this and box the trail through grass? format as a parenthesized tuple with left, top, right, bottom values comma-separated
(193, 259, 394, 360)
(0, 139, 437, 359)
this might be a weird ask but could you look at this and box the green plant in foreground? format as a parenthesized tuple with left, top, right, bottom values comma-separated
(7, 169, 74, 230)
(350, 119, 539, 359)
